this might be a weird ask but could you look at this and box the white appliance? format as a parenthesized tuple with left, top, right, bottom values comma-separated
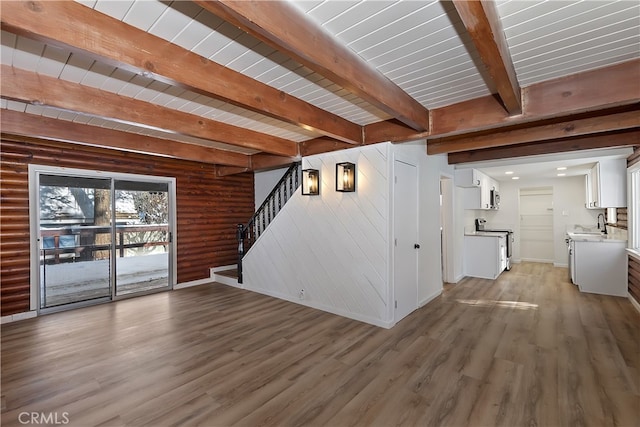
(476, 218, 513, 270)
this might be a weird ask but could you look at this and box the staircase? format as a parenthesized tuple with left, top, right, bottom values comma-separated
(236, 162, 301, 283)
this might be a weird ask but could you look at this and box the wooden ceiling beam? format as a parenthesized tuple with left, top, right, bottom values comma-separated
(300, 137, 355, 157)
(216, 166, 251, 177)
(431, 60, 640, 137)
(0, 0, 362, 145)
(447, 130, 640, 164)
(196, 0, 430, 132)
(1, 110, 251, 167)
(250, 154, 298, 171)
(1, 65, 298, 157)
(452, 0, 521, 115)
(428, 109, 640, 155)
(363, 120, 425, 144)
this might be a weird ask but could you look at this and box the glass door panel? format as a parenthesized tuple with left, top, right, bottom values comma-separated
(39, 175, 112, 309)
(114, 180, 170, 296)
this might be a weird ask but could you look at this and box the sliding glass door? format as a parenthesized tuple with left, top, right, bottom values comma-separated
(33, 167, 175, 312)
(114, 180, 170, 296)
(39, 175, 113, 308)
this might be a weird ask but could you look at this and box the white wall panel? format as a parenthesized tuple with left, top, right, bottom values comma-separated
(243, 141, 458, 328)
(243, 144, 392, 327)
(393, 142, 455, 305)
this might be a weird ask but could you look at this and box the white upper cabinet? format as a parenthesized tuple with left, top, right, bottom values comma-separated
(585, 159, 627, 209)
(455, 169, 482, 187)
(455, 169, 499, 210)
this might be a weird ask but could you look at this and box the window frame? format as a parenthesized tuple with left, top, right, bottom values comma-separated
(628, 162, 640, 251)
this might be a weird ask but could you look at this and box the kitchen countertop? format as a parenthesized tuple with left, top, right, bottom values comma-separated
(465, 231, 508, 237)
(566, 231, 627, 243)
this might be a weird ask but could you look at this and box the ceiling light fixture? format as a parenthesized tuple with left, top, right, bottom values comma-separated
(512, 176, 520, 180)
(557, 167, 567, 171)
(505, 171, 514, 175)
(557, 173, 566, 177)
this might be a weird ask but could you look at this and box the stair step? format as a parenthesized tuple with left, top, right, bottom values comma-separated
(216, 268, 238, 279)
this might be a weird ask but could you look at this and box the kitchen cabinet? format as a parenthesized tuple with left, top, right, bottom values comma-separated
(573, 239, 627, 296)
(456, 169, 499, 210)
(455, 169, 482, 187)
(464, 233, 507, 279)
(585, 159, 626, 209)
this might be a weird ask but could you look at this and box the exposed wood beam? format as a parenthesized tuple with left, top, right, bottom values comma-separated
(452, 0, 521, 115)
(1, 65, 298, 157)
(0, 0, 362, 144)
(428, 109, 640, 155)
(196, 0, 430, 132)
(1, 110, 251, 167)
(363, 120, 425, 144)
(431, 60, 640, 137)
(216, 166, 251, 177)
(447, 130, 640, 164)
(250, 154, 297, 171)
(300, 137, 355, 157)
(524, 59, 640, 117)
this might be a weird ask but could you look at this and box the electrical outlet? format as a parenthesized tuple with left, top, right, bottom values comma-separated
(299, 289, 305, 300)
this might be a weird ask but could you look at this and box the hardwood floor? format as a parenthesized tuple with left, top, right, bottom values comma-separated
(2, 262, 639, 426)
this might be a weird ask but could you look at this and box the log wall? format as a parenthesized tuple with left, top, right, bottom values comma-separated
(1, 136, 254, 316)
(629, 255, 640, 305)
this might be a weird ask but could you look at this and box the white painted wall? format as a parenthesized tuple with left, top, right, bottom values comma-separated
(244, 144, 392, 327)
(242, 141, 459, 328)
(254, 167, 289, 210)
(393, 141, 457, 303)
(467, 175, 602, 266)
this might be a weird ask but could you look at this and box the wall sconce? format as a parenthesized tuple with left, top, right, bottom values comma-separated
(301, 169, 320, 195)
(336, 162, 356, 192)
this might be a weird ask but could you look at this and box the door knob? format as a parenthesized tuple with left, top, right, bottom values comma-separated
(414, 244, 420, 249)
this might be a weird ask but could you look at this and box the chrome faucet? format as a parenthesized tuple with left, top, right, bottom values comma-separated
(597, 213, 608, 234)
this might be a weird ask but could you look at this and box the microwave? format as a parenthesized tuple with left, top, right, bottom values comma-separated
(490, 189, 500, 209)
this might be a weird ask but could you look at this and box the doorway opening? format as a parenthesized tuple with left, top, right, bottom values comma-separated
(519, 187, 554, 263)
(30, 165, 176, 313)
(440, 175, 454, 284)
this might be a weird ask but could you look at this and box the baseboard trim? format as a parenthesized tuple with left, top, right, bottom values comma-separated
(214, 275, 241, 288)
(243, 283, 393, 329)
(210, 264, 237, 274)
(174, 277, 214, 290)
(1, 310, 37, 324)
(520, 258, 554, 263)
(419, 289, 441, 308)
(629, 294, 640, 314)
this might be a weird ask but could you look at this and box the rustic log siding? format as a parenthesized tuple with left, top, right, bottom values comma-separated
(629, 255, 640, 304)
(0, 136, 254, 316)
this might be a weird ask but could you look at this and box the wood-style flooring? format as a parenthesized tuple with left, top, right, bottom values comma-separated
(2, 262, 639, 426)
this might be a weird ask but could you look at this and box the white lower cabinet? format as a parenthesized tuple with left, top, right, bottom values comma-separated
(573, 240, 627, 296)
(464, 234, 507, 280)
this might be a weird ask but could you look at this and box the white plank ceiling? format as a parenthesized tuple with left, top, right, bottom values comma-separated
(1, 0, 638, 155)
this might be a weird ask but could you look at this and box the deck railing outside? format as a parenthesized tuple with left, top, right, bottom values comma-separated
(40, 224, 169, 263)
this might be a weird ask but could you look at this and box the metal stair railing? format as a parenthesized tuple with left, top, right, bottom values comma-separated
(236, 162, 301, 283)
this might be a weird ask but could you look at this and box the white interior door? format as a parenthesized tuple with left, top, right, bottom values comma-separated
(520, 187, 554, 262)
(393, 160, 418, 322)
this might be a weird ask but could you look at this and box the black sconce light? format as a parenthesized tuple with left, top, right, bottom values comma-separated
(336, 162, 356, 192)
(302, 169, 320, 195)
